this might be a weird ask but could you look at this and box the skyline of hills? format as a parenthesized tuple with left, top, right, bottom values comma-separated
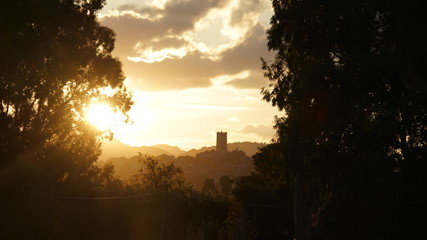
(98, 139, 265, 189)
(99, 138, 266, 161)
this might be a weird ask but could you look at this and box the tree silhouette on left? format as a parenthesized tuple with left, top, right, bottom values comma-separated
(0, 0, 132, 194)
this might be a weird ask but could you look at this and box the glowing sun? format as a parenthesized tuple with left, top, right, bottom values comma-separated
(85, 103, 123, 131)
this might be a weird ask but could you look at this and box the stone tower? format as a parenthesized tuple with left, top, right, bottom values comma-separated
(216, 132, 227, 152)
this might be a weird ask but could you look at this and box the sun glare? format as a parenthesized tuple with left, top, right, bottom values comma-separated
(85, 103, 122, 131)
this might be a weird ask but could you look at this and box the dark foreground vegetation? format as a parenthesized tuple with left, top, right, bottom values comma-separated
(1, 0, 425, 239)
(2, 155, 230, 240)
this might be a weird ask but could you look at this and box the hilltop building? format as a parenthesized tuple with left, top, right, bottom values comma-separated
(216, 132, 227, 152)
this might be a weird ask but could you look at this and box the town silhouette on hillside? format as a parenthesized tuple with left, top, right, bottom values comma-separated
(101, 132, 263, 190)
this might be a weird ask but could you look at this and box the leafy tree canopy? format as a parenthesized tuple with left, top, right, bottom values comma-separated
(261, 0, 426, 190)
(0, 0, 132, 192)
(130, 154, 191, 193)
(245, 0, 427, 238)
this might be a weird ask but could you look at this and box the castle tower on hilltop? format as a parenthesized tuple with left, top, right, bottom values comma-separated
(216, 132, 227, 152)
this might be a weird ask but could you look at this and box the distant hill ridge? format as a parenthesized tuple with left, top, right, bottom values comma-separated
(183, 142, 266, 157)
(98, 139, 266, 161)
(99, 141, 265, 189)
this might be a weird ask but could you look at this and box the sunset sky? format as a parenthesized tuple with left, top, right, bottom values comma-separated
(96, 0, 280, 149)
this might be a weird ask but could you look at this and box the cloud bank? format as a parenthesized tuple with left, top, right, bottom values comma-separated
(100, 0, 273, 91)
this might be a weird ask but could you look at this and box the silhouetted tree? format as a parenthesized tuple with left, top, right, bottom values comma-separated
(130, 154, 191, 193)
(92, 160, 124, 196)
(258, 0, 426, 239)
(251, 143, 332, 239)
(219, 175, 233, 197)
(221, 202, 258, 240)
(232, 173, 292, 239)
(202, 178, 219, 197)
(0, 0, 132, 192)
(0, 1, 132, 237)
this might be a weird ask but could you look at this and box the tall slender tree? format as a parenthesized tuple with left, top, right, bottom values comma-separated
(259, 0, 426, 239)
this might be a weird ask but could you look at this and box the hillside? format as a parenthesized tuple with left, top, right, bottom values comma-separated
(99, 140, 266, 161)
(99, 141, 265, 189)
(183, 142, 266, 157)
(152, 144, 184, 156)
(99, 139, 177, 161)
(103, 149, 255, 190)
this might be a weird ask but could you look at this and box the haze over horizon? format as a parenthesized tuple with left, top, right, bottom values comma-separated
(96, 0, 280, 150)
(2, 1, 424, 238)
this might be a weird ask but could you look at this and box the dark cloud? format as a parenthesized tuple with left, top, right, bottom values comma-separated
(240, 124, 274, 139)
(123, 53, 215, 90)
(117, 3, 140, 12)
(218, 24, 273, 73)
(140, 36, 188, 52)
(101, 0, 230, 61)
(230, 0, 264, 27)
(100, 0, 274, 91)
(122, 24, 273, 91)
(161, 0, 230, 34)
(115, 0, 230, 35)
(226, 70, 269, 89)
(101, 14, 166, 57)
